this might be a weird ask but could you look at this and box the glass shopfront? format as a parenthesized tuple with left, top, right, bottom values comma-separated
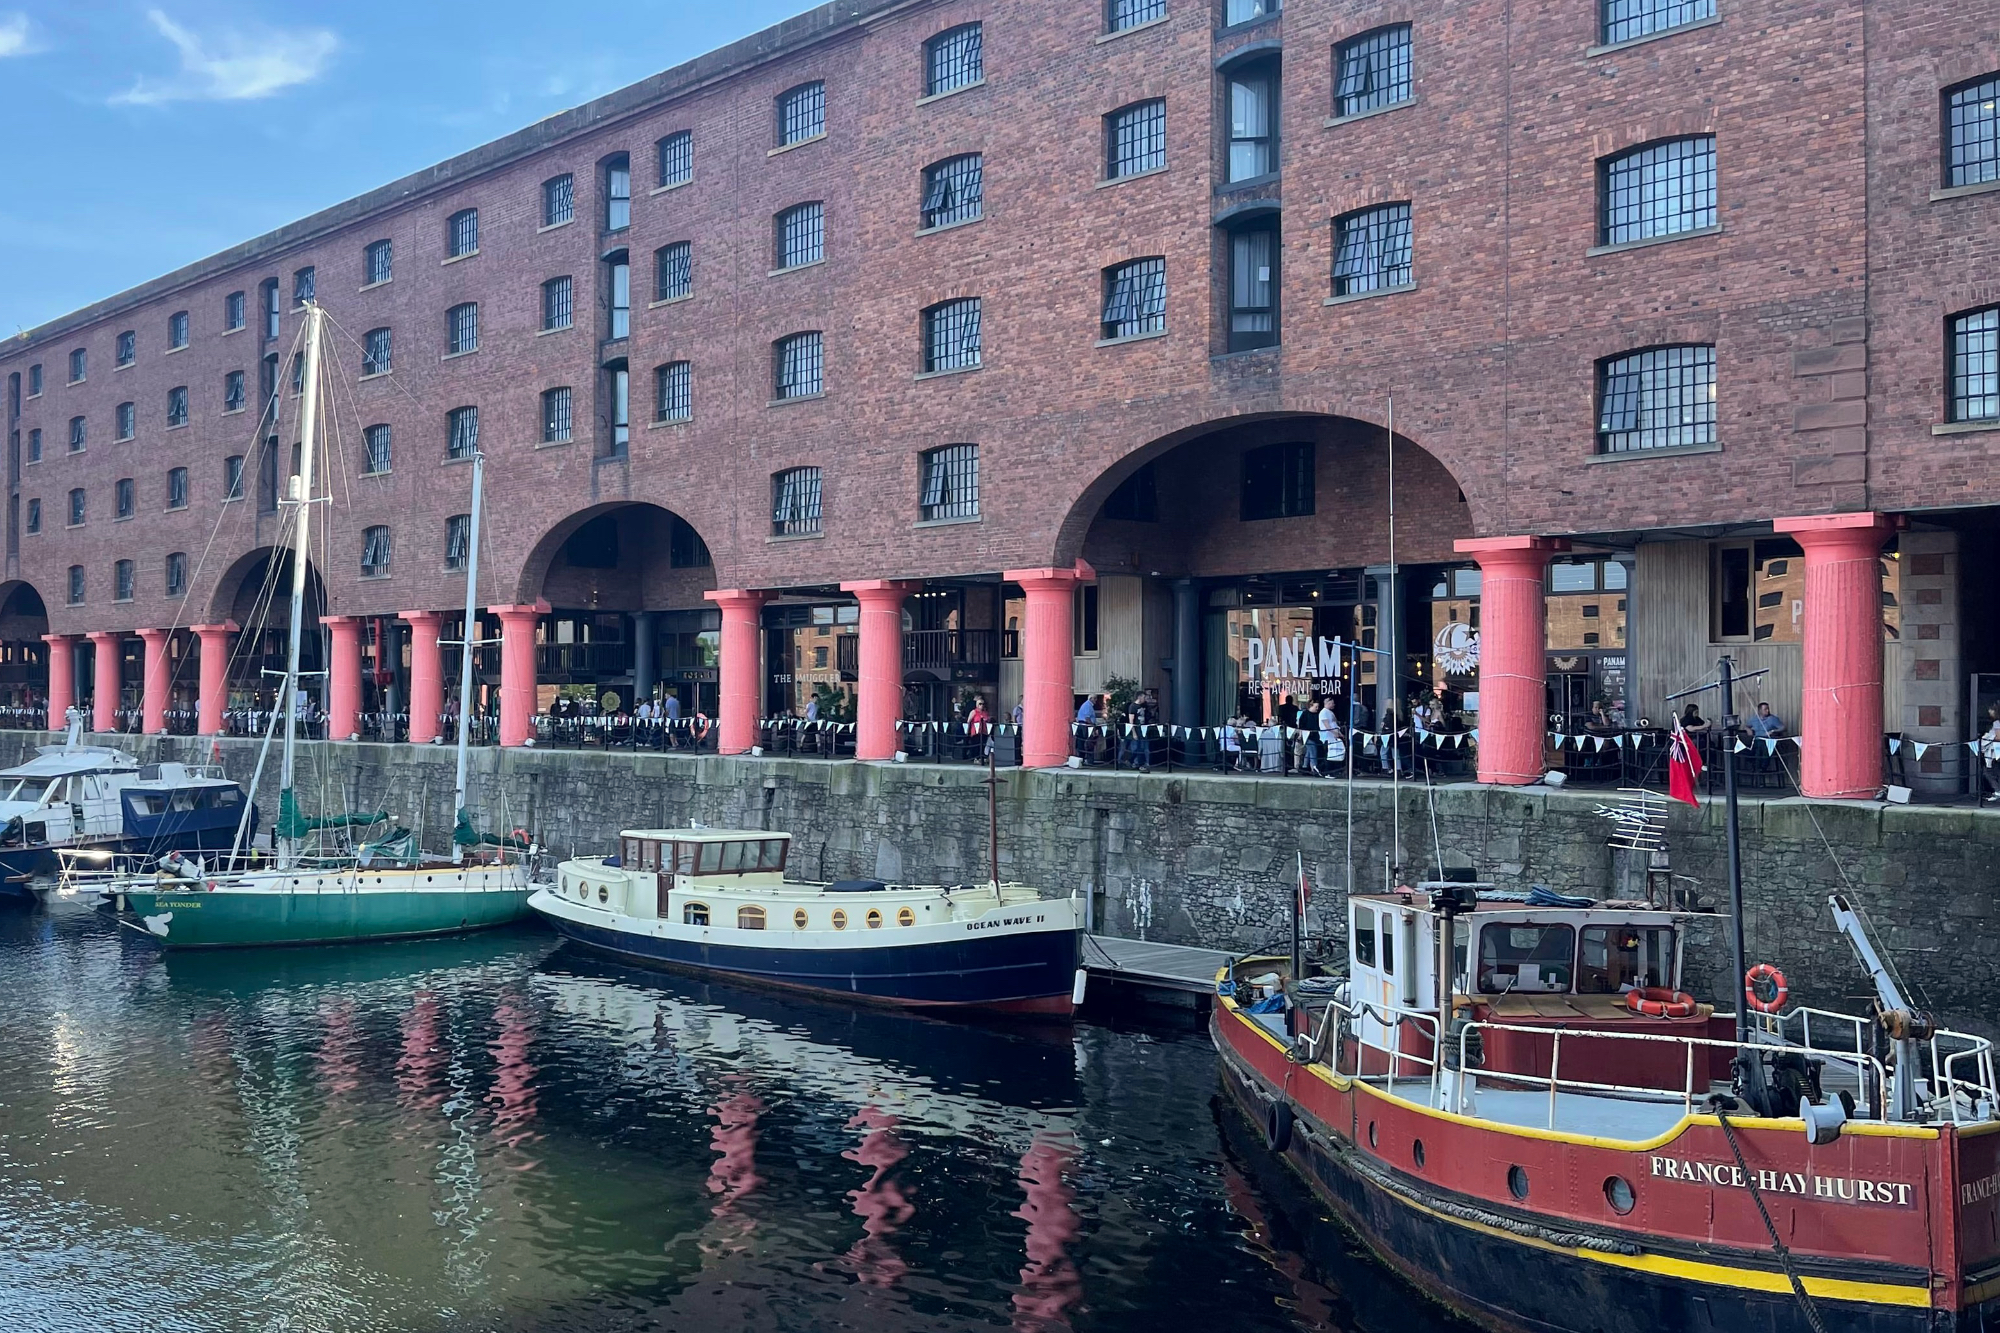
(656, 609, 720, 717)
(1203, 573, 1370, 726)
(763, 601, 858, 719)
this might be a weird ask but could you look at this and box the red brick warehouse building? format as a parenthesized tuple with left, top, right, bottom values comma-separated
(2, 0, 1996, 798)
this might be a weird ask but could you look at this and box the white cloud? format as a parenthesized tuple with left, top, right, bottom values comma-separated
(113, 9, 337, 106)
(0, 12, 42, 57)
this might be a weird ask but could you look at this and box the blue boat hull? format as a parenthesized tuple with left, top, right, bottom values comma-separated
(0, 809, 258, 907)
(545, 912, 1080, 1014)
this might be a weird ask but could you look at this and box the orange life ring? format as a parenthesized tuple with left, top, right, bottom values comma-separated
(1625, 986, 1699, 1019)
(1745, 963, 1789, 1013)
(689, 713, 710, 740)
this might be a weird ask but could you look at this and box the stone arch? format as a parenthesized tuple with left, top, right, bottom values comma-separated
(514, 501, 717, 610)
(0, 580, 51, 709)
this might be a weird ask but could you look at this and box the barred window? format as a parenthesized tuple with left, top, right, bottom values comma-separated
(361, 525, 392, 577)
(1600, 137, 1716, 245)
(363, 327, 392, 375)
(447, 302, 479, 355)
(924, 298, 982, 373)
(542, 386, 573, 443)
(25, 499, 38, 534)
(1108, 0, 1167, 31)
(446, 514, 470, 570)
(921, 155, 984, 229)
(1597, 345, 1717, 453)
(448, 208, 479, 258)
(775, 332, 824, 399)
(1106, 100, 1167, 179)
(772, 467, 823, 536)
(167, 467, 189, 509)
(116, 331, 136, 366)
(1226, 0, 1277, 22)
(919, 443, 979, 521)
(542, 276, 573, 331)
(655, 361, 692, 422)
(67, 566, 83, 605)
(925, 24, 983, 97)
(116, 402, 135, 440)
(543, 174, 574, 226)
(604, 154, 631, 231)
(116, 478, 134, 519)
(655, 242, 692, 301)
(1102, 257, 1167, 339)
(364, 423, 392, 474)
(169, 311, 190, 349)
(224, 371, 245, 413)
(69, 416, 86, 451)
(1601, 0, 1713, 46)
(1946, 75, 2000, 189)
(1950, 307, 1999, 423)
(115, 560, 135, 602)
(166, 552, 187, 597)
(224, 456, 244, 499)
(167, 387, 188, 428)
(658, 130, 693, 187)
(775, 202, 825, 270)
(778, 81, 826, 146)
(669, 516, 711, 568)
(225, 290, 246, 330)
(1333, 203, 1413, 295)
(27, 428, 40, 462)
(1334, 25, 1412, 119)
(294, 267, 315, 305)
(447, 406, 479, 460)
(69, 348, 86, 382)
(364, 239, 393, 285)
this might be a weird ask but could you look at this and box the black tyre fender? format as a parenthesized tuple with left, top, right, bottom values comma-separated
(1264, 1097, 1295, 1154)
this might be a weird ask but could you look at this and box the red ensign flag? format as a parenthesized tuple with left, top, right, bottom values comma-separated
(1668, 722, 1705, 807)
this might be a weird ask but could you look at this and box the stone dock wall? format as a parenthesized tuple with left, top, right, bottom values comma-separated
(15, 732, 1997, 1035)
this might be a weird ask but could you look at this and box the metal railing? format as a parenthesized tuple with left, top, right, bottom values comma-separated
(903, 628, 997, 673)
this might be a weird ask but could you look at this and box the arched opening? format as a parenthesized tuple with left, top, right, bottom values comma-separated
(518, 502, 718, 717)
(0, 581, 50, 724)
(208, 546, 328, 713)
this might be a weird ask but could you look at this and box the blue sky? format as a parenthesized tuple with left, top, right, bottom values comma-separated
(0, 1, 814, 335)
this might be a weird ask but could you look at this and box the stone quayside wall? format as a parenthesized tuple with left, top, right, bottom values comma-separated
(14, 732, 1996, 1035)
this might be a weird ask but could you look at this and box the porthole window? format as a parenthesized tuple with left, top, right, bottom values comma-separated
(1605, 1176, 1636, 1215)
(1508, 1165, 1529, 1200)
(597, 885, 608, 903)
(794, 908, 809, 929)
(1412, 1139, 1426, 1169)
(866, 909, 884, 928)
(897, 907, 915, 926)
(831, 909, 848, 930)
(1367, 1120, 1378, 1148)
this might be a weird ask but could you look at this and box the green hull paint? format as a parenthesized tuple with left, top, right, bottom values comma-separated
(120, 885, 538, 948)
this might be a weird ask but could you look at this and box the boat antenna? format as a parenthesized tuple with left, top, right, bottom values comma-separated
(275, 302, 326, 870)
(1718, 655, 1749, 1051)
(1344, 641, 1356, 897)
(450, 448, 487, 865)
(1386, 395, 1401, 886)
(986, 736, 1001, 894)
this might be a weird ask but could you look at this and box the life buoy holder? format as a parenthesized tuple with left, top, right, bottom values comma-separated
(1625, 986, 1699, 1019)
(1745, 963, 1789, 1013)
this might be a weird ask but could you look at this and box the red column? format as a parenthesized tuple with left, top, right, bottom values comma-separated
(402, 610, 444, 744)
(704, 589, 772, 755)
(1455, 536, 1567, 785)
(489, 602, 549, 747)
(1774, 512, 1896, 799)
(841, 580, 920, 761)
(1002, 563, 1092, 768)
(325, 616, 363, 740)
(42, 635, 75, 729)
(193, 622, 237, 735)
(87, 631, 122, 732)
(137, 628, 170, 733)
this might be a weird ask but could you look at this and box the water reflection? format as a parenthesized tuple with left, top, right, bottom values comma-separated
(0, 900, 1471, 1333)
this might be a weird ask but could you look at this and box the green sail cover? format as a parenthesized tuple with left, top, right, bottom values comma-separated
(276, 788, 389, 840)
(454, 808, 529, 849)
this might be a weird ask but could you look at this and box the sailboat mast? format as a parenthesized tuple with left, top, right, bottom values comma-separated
(451, 449, 485, 864)
(277, 304, 325, 866)
(1386, 395, 1400, 885)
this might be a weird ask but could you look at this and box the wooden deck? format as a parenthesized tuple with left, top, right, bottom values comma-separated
(1081, 934, 1231, 998)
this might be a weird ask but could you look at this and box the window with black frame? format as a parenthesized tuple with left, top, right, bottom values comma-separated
(67, 566, 83, 605)
(1108, 0, 1166, 31)
(447, 406, 479, 460)
(604, 154, 631, 231)
(445, 514, 470, 571)
(924, 298, 982, 373)
(1600, 0, 1713, 47)
(362, 327, 392, 375)
(447, 302, 478, 355)
(542, 386, 573, 443)
(1240, 441, 1314, 520)
(169, 311, 189, 348)
(925, 24, 982, 96)
(364, 240, 392, 285)
(115, 403, 135, 441)
(542, 277, 573, 331)
(1106, 100, 1166, 179)
(658, 130, 693, 187)
(919, 443, 979, 521)
(656, 361, 692, 421)
(772, 467, 823, 536)
(1227, 218, 1279, 350)
(606, 253, 631, 338)
(775, 202, 824, 269)
(115, 560, 134, 602)
(669, 516, 711, 567)
(69, 348, 86, 382)
(262, 280, 280, 339)
(166, 387, 188, 428)
(167, 468, 188, 509)
(1946, 75, 2000, 189)
(1226, 63, 1277, 181)
(604, 363, 630, 456)
(363, 424, 392, 474)
(293, 268, 315, 306)
(1225, 0, 1276, 24)
(224, 371, 245, 413)
(1599, 136, 1715, 245)
(777, 82, 826, 147)
(921, 155, 983, 229)
(655, 242, 692, 301)
(225, 290, 246, 329)
(166, 552, 187, 597)
(1334, 25, 1412, 118)
(1101, 257, 1166, 339)
(115, 478, 134, 519)
(27, 429, 40, 462)
(25, 500, 38, 534)
(361, 526, 392, 578)
(1331, 202, 1412, 295)
(775, 332, 824, 399)
(1949, 307, 1999, 424)
(69, 416, 85, 452)
(1596, 345, 1716, 453)
(116, 331, 135, 366)
(224, 456, 244, 500)
(448, 208, 478, 258)
(543, 174, 574, 227)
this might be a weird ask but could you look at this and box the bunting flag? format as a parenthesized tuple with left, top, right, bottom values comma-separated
(1913, 741, 1931, 759)
(1733, 738, 1749, 753)
(1888, 738, 1902, 754)
(1764, 738, 1779, 755)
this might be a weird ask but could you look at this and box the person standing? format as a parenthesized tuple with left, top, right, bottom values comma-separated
(1318, 695, 1345, 774)
(1299, 697, 1323, 775)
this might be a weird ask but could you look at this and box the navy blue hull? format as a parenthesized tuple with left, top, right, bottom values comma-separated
(0, 814, 257, 907)
(548, 914, 1080, 1012)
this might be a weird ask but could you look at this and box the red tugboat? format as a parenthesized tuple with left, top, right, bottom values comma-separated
(1215, 663, 2000, 1333)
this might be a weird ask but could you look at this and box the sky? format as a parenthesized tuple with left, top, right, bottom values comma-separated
(0, 1, 815, 336)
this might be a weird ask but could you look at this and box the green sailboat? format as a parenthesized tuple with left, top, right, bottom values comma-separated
(119, 301, 543, 948)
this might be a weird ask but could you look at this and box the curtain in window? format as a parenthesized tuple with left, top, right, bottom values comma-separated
(1232, 229, 1274, 332)
(1229, 76, 1271, 180)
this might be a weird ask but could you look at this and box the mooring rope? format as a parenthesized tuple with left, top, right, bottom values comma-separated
(1713, 1104, 1828, 1333)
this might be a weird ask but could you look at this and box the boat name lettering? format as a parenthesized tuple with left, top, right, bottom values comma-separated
(1963, 1169, 2000, 1208)
(1648, 1156, 1913, 1207)
(966, 914, 1046, 931)
(153, 899, 205, 909)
